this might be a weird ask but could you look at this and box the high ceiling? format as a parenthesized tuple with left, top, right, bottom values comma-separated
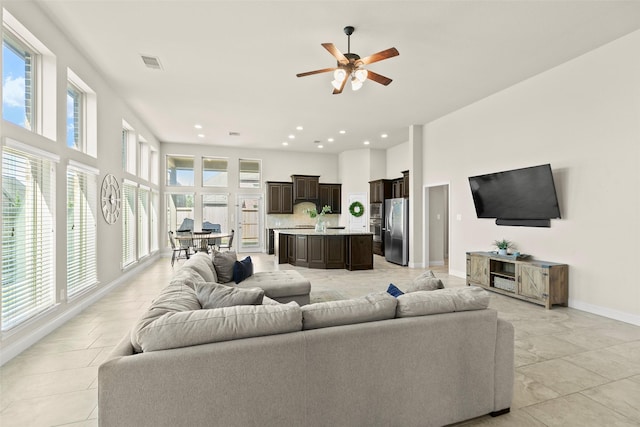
(35, 0, 640, 154)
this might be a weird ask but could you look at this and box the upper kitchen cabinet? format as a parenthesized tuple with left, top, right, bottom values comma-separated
(292, 175, 319, 203)
(318, 183, 341, 213)
(266, 181, 293, 214)
(369, 179, 392, 203)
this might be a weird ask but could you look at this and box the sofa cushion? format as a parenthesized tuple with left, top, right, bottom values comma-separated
(195, 282, 264, 309)
(237, 270, 311, 298)
(396, 286, 490, 318)
(212, 250, 237, 283)
(301, 292, 397, 330)
(130, 283, 202, 352)
(405, 270, 444, 292)
(181, 252, 217, 283)
(135, 302, 302, 352)
(233, 256, 254, 284)
(169, 267, 210, 290)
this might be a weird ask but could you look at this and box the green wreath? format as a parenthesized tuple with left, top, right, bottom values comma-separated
(349, 201, 365, 217)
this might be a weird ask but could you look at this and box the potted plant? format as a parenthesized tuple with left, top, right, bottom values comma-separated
(305, 205, 332, 232)
(493, 239, 514, 256)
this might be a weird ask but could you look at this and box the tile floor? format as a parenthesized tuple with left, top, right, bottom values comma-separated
(1, 253, 639, 426)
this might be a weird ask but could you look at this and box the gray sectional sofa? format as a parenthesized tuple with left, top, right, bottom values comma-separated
(98, 252, 514, 427)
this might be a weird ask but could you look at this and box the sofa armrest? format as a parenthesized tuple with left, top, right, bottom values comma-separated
(494, 317, 515, 412)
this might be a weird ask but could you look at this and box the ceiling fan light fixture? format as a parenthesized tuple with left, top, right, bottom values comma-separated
(331, 79, 343, 90)
(354, 68, 368, 82)
(333, 69, 346, 81)
(351, 77, 363, 91)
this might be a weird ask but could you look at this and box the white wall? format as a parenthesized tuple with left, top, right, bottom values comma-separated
(339, 149, 372, 226)
(386, 141, 410, 179)
(423, 30, 640, 324)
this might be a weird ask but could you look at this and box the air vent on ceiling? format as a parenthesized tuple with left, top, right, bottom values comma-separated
(228, 131, 240, 136)
(141, 55, 163, 70)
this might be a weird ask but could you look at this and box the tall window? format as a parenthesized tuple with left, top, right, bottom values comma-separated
(150, 150, 159, 185)
(2, 32, 35, 130)
(138, 186, 150, 258)
(121, 180, 137, 268)
(122, 121, 136, 174)
(202, 194, 229, 232)
(150, 190, 159, 252)
(66, 82, 83, 150)
(203, 157, 228, 187)
(239, 159, 261, 189)
(139, 140, 149, 181)
(67, 163, 98, 298)
(166, 155, 194, 187)
(166, 193, 194, 233)
(2, 143, 57, 331)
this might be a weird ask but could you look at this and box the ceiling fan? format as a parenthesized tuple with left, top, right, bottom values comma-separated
(296, 26, 399, 94)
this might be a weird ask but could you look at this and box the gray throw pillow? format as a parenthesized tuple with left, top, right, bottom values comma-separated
(405, 270, 444, 292)
(301, 292, 397, 330)
(195, 282, 264, 309)
(212, 250, 237, 283)
(396, 286, 490, 318)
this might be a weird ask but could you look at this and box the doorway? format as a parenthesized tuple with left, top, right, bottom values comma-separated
(236, 195, 263, 253)
(425, 184, 449, 268)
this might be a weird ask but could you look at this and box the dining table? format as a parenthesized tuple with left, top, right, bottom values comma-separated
(174, 231, 232, 253)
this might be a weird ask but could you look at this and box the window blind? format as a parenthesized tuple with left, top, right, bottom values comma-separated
(66, 165, 98, 299)
(121, 180, 137, 268)
(150, 190, 159, 252)
(2, 146, 56, 331)
(138, 186, 149, 258)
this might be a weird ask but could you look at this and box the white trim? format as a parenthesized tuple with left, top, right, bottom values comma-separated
(123, 178, 138, 186)
(0, 254, 159, 366)
(569, 299, 640, 327)
(3, 137, 60, 162)
(68, 159, 99, 176)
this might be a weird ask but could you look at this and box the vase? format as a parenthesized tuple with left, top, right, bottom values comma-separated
(498, 249, 507, 256)
(315, 218, 325, 232)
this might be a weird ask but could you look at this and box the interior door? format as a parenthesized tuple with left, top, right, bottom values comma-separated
(236, 195, 263, 253)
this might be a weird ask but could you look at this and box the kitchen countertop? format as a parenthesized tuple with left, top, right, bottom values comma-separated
(269, 226, 346, 230)
(275, 229, 372, 236)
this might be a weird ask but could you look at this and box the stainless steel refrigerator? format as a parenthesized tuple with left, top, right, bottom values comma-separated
(384, 198, 409, 266)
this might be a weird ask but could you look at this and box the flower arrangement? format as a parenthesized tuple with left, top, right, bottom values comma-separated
(306, 205, 332, 218)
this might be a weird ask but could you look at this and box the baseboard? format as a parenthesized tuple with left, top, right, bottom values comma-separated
(449, 269, 466, 279)
(429, 260, 445, 266)
(569, 299, 640, 326)
(408, 261, 425, 269)
(1, 254, 160, 366)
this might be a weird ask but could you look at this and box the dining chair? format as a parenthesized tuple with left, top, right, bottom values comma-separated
(204, 224, 222, 251)
(176, 229, 193, 255)
(168, 231, 190, 266)
(218, 229, 234, 252)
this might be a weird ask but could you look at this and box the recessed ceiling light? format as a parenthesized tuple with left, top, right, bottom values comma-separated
(296, 126, 303, 131)
(339, 130, 346, 134)
(288, 134, 295, 139)
(363, 141, 370, 145)
(282, 142, 288, 146)
(327, 138, 334, 142)
(197, 134, 205, 138)
(194, 124, 203, 129)
(381, 133, 388, 138)
(317, 144, 324, 149)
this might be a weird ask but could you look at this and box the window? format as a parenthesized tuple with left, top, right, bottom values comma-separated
(66, 162, 98, 299)
(2, 32, 35, 130)
(239, 159, 261, 189)
(150, 149, 159, 185)
(139, 139, 149, 181)
(138, 185, 150, 258)
(150, 190, 159, 252)
(166, 193, 194, 233)
(202, 194, 229, 232)
(203, 157, 228, 187)
(66, 82, 83, 150)
(122, 121, 136, 174)
(121, 180, 137, 268)
(2, 142, 57, 331)
(66, 68, 97, 156)
(166, 155, 194, 187)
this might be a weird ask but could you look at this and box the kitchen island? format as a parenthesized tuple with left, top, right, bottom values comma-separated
(275, 229, 373, 270)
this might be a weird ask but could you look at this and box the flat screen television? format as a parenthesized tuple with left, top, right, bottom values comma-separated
(468, 164, 561, 227)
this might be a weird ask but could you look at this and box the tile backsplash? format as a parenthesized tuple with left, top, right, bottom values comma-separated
(266, 201, 340, 228)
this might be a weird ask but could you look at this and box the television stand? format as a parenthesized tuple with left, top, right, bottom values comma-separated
(466, 252, 568, 309)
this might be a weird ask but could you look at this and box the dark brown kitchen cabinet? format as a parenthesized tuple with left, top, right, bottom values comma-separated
(346, 234, 374, 271)
(318, 183, 341, 213)
(402, 170, 410, 198)
(369, 179, 392, 203)
(266, 182, 293, 214)
(292, 175, 319, 203)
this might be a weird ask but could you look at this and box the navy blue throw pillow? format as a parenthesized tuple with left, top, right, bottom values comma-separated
(233, 256, 254, 284)
(387, 283, 404, 298)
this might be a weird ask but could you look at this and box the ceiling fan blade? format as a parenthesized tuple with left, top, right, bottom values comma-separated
(359, 47, 399, 65)
(296, 67, 337, 78)
(322, 43, 349, 65)
(366, 70, 393, 86)
(332, 73, 348, 94)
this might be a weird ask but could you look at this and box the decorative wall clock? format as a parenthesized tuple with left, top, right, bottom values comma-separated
(101, 174, 121, 224)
